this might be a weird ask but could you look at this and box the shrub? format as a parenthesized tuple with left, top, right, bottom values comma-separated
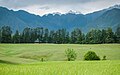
(41, 58, 44, 62)
(65, 49, 77, 61)
(84, 51, 100, 60)
(102, 55, 107, 60)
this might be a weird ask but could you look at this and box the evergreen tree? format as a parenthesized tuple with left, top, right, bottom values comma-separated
(1, 26, 12, 43)
(54, 32, 58, 43)
(30, 29, 37, 43)
(86, 29, 103, 44)
(76, 28, 82, 44)
(20, 33, 23, 43)
(105, 28, 114, 43)
(115, 27, 120, 43)
(13, 30, 20, 43)
(71, 30, 76, 43)
(55, 29, 61, 44)
(44, 28, 49, 43)
(65, 32, 70, 43)
(49, 30, 55, 43)
(22, 27, 31, 43)
(61, 29, 68, 44)
(101, 29, 107, 43)
(70, 28, 82, 44)
(36, 27, 44, 43)
(96, 30, 102, 44)
(0, 25, 118, 44)
(86, 29, 94, 44)
(0, 28, 2, 43)
(81, 33, 85, 44)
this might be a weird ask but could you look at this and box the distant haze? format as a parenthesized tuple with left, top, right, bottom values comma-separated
(0, 0, 120, 16)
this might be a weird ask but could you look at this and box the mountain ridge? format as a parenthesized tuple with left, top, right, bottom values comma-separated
(0, 5, 120, 32)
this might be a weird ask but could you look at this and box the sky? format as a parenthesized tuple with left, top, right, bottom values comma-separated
(0, 0, 120, 16)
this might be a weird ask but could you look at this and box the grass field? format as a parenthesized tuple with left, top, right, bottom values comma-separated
(0, 60, 120, 75)
(0, 44, 120, 63)
(0, 44, 120, 75)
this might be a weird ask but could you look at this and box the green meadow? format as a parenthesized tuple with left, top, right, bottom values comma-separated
(0, 61, 120, 75)
(0, 44, 120, 75)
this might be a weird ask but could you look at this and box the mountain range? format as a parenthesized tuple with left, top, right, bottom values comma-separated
(0, 5, 120, 33)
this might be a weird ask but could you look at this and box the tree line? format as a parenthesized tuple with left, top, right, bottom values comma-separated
(0, 26, 120, 44)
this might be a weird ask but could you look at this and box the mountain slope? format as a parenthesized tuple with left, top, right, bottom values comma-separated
(14, 10, 42, 27)
(0, 7, 28, 31)
(86, 8, 120, 31)
(0, 5, 120, 32)
(40, 13, 86, 31)
(86, 4, 120, 23)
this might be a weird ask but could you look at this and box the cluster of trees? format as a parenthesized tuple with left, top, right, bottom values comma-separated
(0, 26, 120, 44)
(65, 49, 105, 61)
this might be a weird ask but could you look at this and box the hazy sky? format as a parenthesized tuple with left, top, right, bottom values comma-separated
(0, 0, 120, 15)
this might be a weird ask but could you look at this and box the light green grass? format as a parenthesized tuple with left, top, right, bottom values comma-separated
(0, 44, 120, 63)
(0, 44, 120, 75)
(0, 60, 120, 75)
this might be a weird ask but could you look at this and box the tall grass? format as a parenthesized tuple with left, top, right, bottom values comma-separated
(0, 60, 120, 75)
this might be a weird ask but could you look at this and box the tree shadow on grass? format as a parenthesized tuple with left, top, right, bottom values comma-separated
(0, 60, 19, 65)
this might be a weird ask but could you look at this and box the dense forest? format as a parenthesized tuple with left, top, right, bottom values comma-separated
(0, 26, 120, 44)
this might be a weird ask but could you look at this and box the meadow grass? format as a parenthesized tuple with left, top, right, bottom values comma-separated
(0, 60, 120, 75)
(0, 44, 120, 63)
(0, 44, 120, 75)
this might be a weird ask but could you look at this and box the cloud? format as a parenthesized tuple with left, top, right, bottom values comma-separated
(0, 0, 103, 8)
(39, 6, 50, 10)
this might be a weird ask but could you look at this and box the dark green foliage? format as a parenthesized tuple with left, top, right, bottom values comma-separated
(70, 28, 83, 44)
(65, 49, 77, 61)
(102, 55, 107, 60)
(115, 27, 120, 43)
(53, 29, 70, 44)
(101, 29, 107, 43)
(105, 28, 114, 43)
(13, 30, 20, 43)
(41, 58, 44, 62)
(37, 27, 44, 43)
(0, 28, 2, 43)
(65, 32, 70, 43)
(0, 25, 119, 44)
(1, 26, 12, 43)
(84, 51, 100, 60)
(30, 29, 38, 43)
(0, 60, 18, 64)
(22, 27, 31, 43)
(48, 30, 55, 43)
(43, 28, 49, 43)
(86, 29, 102, 44)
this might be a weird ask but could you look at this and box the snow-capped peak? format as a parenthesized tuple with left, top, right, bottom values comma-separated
(43, 12, 62, 16)
(109, 4, 120, 9)
(67, 10, 82, 14)
(43, 10, 82, 16)
(52, 12, 62, 16)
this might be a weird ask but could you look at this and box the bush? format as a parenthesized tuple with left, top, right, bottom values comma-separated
(41, 58, 44, 62)
(102, 55, 107, 60)
(84, 51, 100, 60)
(65, 49, 77, 61)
